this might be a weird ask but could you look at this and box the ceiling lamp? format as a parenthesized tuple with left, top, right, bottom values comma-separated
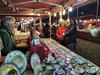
(21, 18, 24, 20)
(79, 20, 82, 22)
(38, 13, 40, 16)
(31, 13, 34, 15)
(68, 6, 73, 12)
(98, 19, 100, 21)
(48, 12, 51, 15)
(63, 9, 66, 15)
(54, 13, 57, 17)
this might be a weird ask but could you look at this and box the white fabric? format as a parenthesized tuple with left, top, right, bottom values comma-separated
(91, 28, 100, 37)
(0, 36, 4, 56)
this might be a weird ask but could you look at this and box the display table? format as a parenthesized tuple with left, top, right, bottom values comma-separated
(41, 38, 100, 75)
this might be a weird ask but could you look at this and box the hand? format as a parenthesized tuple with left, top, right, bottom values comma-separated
(63, 33, 65, 35)
(0, 42, 3, 50)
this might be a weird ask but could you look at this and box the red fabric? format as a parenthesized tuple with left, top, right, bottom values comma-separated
(29, 44, 46, 63)
(56, 26, 66, 40)
(0, 56, 5, 62)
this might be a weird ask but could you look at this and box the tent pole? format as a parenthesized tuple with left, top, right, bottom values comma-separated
(96, 0, 99, 27)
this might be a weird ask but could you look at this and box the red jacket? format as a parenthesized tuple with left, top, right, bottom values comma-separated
(56, 26, 66, 40)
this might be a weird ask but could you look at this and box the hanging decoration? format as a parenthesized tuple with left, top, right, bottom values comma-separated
(54, 13, 57, 17)
(59, 11, 64, 24)
(63, 9, 66, 15)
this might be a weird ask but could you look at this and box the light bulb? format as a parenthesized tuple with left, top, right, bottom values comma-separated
(21, 18, 24, 20)
(63, 9, 66, 15)
(38, 13, 40, 16)
(48, 12, 51, 15)
(68, 6, 73, 12)
(54, 13, 57, 17)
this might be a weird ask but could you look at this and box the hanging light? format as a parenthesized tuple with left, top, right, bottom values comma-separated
(59, 11, 62, 16)
(48, 12, 51, 15)
(31, 13, 34, 15)
(79, 20, 82, 22)
(98, 19, 100, 21)
(38, 13, 40, 16)
(54, 13, 57, 17)
(63, 9, 66, 15)
(21, 18, 24, 20)
(68, 6, 73, 12)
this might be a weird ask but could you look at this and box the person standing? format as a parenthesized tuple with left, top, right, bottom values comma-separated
(65, 18, 77, 50)
(56, 20, 66, 46)
(0, 16, 17, 56)
(44, 24, 50, 38)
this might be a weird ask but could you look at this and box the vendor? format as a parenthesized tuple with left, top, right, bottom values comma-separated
(27, 27, 40, 46)
(0, 16, 17, 56)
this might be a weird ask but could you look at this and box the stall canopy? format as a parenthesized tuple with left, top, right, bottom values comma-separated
(0, 0, 68, 17)
(0, 0, 97, 18)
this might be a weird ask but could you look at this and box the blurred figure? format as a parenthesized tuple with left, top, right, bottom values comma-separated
(30, 27, 40, 38)
(0, 16, 17, 56)
(51, 25, 57, 40)
(56, 20, 66, 46)
(65, 18, 77, 50)
(36, 25, 43, 37)
(43, 24, 50, 38)
(27, 27, 40, 47)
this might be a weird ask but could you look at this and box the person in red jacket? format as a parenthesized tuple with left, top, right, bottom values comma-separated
(56, 20, 66, 46)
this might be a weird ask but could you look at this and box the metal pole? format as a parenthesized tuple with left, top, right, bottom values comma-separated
(96, 0, 99, 27)
(49, 15, 52, 38)
(77, 4, 79, 25)
(39, 18, 42, 29)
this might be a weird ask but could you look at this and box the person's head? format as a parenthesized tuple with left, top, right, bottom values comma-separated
(61, 20, 66, 27)
(3, 16, 15, 30)
(30, 27, 36, 37)
(70, 18, 76, 25)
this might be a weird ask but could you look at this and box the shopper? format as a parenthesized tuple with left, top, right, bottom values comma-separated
(56, 20, 66, 46)
(0, 16, 17, 56)
(65, 18, 77, 50)
(44, 24, 50, 38)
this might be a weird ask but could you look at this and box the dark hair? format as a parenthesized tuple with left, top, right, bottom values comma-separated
(30, 27, 36, 37)
(70, 18, 77, 25)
